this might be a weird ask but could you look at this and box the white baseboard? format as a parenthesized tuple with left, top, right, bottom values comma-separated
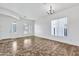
(35, 34, 79, 46)
(0, 33, 79, 46)
(0, 34, 34, 40)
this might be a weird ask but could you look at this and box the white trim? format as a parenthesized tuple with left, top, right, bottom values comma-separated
(0, 7, 21, 20)
(0, 34, 34, 40)
(0, 33, 79, 46)
(35, 34, 79, 46)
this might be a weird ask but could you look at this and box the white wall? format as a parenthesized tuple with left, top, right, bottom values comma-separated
(35, 5, 79, 46)
(0, 14, 34, 39)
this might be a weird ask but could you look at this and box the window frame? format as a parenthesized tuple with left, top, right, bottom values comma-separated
(51, 16, 67, 37)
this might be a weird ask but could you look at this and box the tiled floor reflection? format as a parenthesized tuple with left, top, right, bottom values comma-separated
(0, 36, 79, 56)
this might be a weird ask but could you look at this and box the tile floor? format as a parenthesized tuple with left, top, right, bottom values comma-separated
(0, 36, 79, 56)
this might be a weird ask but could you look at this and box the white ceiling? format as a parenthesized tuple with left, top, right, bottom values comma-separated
(0, 3, 78, 20)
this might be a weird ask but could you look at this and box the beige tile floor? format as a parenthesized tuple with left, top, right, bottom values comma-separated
(0, 36, 79, 56)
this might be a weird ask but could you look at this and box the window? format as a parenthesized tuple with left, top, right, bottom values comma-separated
(24, 23, 29, 34)
(11, 22, 16, 33)
(51, 17, 67, 37)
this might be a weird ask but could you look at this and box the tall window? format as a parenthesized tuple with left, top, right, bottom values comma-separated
(11, 22, 16, 33)
(51, 17, 67, 37)
(24, 23, 29, 34)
